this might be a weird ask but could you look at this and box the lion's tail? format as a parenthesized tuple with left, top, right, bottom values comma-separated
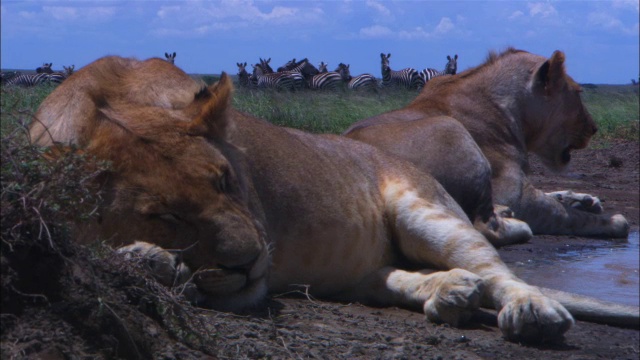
(539, 287, 639, 329)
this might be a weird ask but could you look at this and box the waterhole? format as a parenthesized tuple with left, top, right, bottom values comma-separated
(511, 231, 639, 307)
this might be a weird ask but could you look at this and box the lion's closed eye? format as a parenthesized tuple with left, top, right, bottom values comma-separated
(155, 213, 182, 224)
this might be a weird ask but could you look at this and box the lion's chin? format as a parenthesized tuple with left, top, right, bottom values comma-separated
(194, 275, 269, 312)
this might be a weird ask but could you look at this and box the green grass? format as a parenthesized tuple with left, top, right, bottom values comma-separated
(581, 84, 639, 141)
(1, 81, 638, 140)
(232, 87, 412, 134)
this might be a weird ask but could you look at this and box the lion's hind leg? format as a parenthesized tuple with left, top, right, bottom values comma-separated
(546, 190, 603, 214)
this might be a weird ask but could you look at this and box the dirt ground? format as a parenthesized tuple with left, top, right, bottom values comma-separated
(2, 140, 638, 360)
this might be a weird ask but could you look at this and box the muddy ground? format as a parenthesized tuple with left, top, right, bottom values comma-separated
(1, 140, 638, 360)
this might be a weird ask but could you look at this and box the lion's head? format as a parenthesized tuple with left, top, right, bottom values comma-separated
(34, 60, 270, 310)
(524, 50, 598, 171)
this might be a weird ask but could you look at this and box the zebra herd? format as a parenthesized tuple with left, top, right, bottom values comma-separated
(1, 63, 75, 87)
(1, 51, 456, 91)
(236, 54, 457, 91)
(1, 51, 178, 88)
(380, 53, 458, 90)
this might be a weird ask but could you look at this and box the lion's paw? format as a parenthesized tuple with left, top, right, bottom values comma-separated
(423, 269, 485, 327)
(494, 204, 515, 218)
(547, 190, 603, 214)
(117, 241, 193, 287)
(498, 290, 574, 343)
(611, 214, 630, 238)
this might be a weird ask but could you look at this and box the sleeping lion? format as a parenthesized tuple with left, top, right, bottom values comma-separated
(29, 55, 638, 344)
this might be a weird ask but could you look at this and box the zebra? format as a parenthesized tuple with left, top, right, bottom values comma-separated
(236, 62, 256, 87)
(165, 52, 176, 64)
(277, 58, 319, 79)
(36, 63, 53, 74)
(48, 72, 67, 84)
(258, 57, 275, 73)
(1, 71, 21, 84)
(306, 62, 343, 90)
(277, 58, 298, 72)
(335, 63, 378, 91)
(380, 53, 421, 89)
(5, 73, 53, 87)
(63, 65, 75, 77)
(417, 54, 458, 88)
(251, 63, 301, 91)
(255, 57, 307, 89)
(44, 65, 75, 84)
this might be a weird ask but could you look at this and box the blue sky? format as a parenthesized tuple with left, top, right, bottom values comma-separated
(1, 0, 639, 84)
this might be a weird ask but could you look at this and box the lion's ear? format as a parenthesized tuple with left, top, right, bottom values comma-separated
(187, 73, 233, 141)
(533, 50, 566, 95)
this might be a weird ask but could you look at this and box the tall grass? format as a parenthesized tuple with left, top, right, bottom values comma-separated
(233, 87, 413, 133)
(1, 82, 638, 140)
(581, 85, 639, 141)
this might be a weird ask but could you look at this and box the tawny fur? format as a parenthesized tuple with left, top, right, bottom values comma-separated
(344, 48, 629, 242)
(30, 56, 638, 345)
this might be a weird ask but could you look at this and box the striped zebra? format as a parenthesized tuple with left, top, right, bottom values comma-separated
(5, 73, 53, 87)
(335, 63, 378, 91)
(1, 71, 21, 84)
(48, 72, 67, 84)
(236, 62, 256, 87)
(380, 53, 420, 89)
(251, 63, 301, 91)
(46, 65, 75, 84)
(255, 57, 306, 89)
(258, 57, 274, 73)
(417, 54, 458, 88)
(63, 65, 75, 77)
(308, 62, 343, 90)
(36, 63, 53, 74)
(165, 52, 176, 64)
(277, 58, 319, 79)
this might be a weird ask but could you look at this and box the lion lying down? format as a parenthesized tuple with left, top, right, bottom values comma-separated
(30, 56, 638, 343)
(344, 48, 629, 246)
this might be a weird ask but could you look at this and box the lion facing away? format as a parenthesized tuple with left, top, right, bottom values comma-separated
(343, 48, 629, 245)
(30, 56, 638, 344)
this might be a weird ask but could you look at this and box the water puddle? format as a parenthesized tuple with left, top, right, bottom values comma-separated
(510, 231, 639, 307)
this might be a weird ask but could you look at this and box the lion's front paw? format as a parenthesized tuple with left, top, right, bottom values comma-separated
(547, 190, 603, 214)
(498, 291, 574, 343)
(117, 241, 192, 287)
(423, 269, 485, 327)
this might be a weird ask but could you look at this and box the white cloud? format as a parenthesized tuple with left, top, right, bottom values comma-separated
(44, 6, 78, 21)
(366, 0, 391, 17)
(18, 11, 38, 20)
(157, 6, 181, 19)
(613, 0, 639, 12)
(433, 17, 454, 34)
(508, 10, 524, 21)
(528, 2, 557, 18)
(42, 6, 116, 22)
(359, 24, 393, 38)
(359, 16, 464, 40)
(151, 1, 324, 35)
(588, 12, 638, 35)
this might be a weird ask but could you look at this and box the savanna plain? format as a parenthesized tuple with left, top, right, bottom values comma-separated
(1, 80, 639, 359)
